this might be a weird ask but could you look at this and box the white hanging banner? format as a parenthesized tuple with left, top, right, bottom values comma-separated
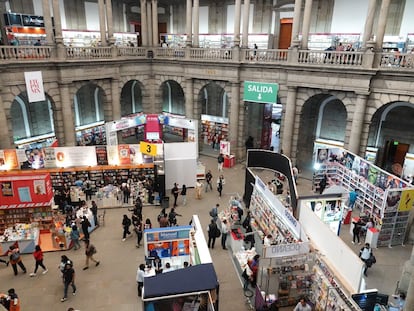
(24, 71, 45, 103)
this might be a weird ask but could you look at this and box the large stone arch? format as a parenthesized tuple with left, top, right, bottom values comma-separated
(153, 75, 184, 114)
(120, 79, 144, 117)
(292, 88, 353, 172)
(119, 75, 148, 112)
(160, 80, 185, 115)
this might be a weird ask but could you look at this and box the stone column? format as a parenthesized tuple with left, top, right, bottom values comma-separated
(51, 0, 63, 45)
(290, 0, 303, 47)
(229, 83, 240, 151)
(42, 0, 54, 45)
(140, 0, 148, 46)
(241, 0, 250, 48)
(193, 0, 200, 47)
(152, 0, 159, 46)
(112, 78, 121, 120)
(374, 0, 391, 51)
(147, 1, 153, 46)
(0, 94, 10, 149)
(301, 0, 313, 49)
(106, 0, 115, 45)
(348, 94, 368, 155)
(185, 78, 194, 118)
(59, 83, 76, 146)
(233, 0, 242, 47)
(98, 0, 107, 46)
(273, 10, 281, 49)
(282, 86, 297, 157)
(361, 0, 377, 50)
(185, 0, 193, 46)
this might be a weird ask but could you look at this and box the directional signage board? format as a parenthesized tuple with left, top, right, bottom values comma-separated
(243, 81, 278, 104)
(140, 142, 157, 156)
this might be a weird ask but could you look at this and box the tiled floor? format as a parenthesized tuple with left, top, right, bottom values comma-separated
(0, 154, 411, 311)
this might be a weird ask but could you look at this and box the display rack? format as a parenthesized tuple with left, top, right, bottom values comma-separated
(49, 166, 155, 192)
(311, 258, 361, 311)
(250, 189, 299, 244)
(0, 206, 53, 234)
(307, 33, 361, 50)
(313, 161, 412, 247)
(201, 120, 229, 146)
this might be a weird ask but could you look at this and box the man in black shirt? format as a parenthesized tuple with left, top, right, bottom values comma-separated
(205, 170, 213, 192)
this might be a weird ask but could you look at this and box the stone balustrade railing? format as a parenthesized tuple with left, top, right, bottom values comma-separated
(0, 46, 53, 60)
(1, 45, 413, 71)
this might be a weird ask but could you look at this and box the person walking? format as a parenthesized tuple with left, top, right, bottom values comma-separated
(217, 153, 224, 172)
(30, 245, 48, 277)
(8, 245, 26, 275)
(133, 214, 143, 248)
(207, 219, 219, 249)
(157, 208, 169, 227)
(122, 214, 132, 241)
(82, 239, 100, 270)
(171, 182, 179, 207)
(293, 298, 312, 311)
(0, 288, 20, 311)
(359, 243, 374, 277)
(195, 180, 203, 199)
(181, 184, 187, 206)
(168, 208, 182, 226)
(61, 262, 76, 302)
(205, 170, 213, 192)
(348, 189, 358, 210)
(81, 216, 91, 241)
(217, 175, 225, 198)
(136, 263, 145, 297)
(352, 220, 363, 245)
(70, 225, 81, 250)
(221, 219, 229, 250)
(90, 200, 98, 226)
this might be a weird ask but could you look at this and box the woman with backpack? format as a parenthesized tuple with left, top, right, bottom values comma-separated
(8, 246, 26, 276)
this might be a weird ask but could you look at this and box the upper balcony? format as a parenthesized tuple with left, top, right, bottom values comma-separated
(0, 45, 413, 72)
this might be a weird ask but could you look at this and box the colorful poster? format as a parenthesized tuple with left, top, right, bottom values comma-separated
(95, 146, 108, 165)
(17, 148, 45, 169)
(398, 189, 414, 212)
(118, 145, 131, 165)
(385, 190, 402, 212)
(316, 148, 329, 163)
(1, 181, 13, 196)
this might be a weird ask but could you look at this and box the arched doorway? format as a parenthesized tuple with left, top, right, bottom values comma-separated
(199, 82, 228, 152)
(296, 94, 347, 172)
(11, 91, 55, 146)
(74, 83, 106, 145)
(121, 80, 143, 116)
(367, 102, 414, 177)
(161, 80, 185, 115)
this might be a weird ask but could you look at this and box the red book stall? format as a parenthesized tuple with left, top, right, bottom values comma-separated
(0, 173, 54, 254)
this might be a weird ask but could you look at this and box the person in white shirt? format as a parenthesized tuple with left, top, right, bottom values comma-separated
(293, 298, 312, 311)
(359, 243, 373, 276)
(221, 219, 229, 250)
(136, 264, 145, 297)
(263, 234, 273, 247)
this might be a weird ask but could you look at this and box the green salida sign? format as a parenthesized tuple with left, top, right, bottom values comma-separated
(243, 81, 278, 104)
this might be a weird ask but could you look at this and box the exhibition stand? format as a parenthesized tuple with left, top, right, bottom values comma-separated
(241, 150, 362, 310)
(142, 215, 219, 311)
(313, 146, 413, 247)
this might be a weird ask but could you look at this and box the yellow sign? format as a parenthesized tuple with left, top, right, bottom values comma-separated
(398, 189, 414, 212)
(140, 142, 157, 156)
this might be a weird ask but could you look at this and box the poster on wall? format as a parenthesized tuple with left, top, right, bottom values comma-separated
(18, 187, 32, 202)
(220, 141, 230, 156)
(95, 146, 108, 165)
(24, 71, 45, 103)
(17, 148, 45, 169)
(43, 147, 97, 168)
(33, 180, 46, 195)
(398, 189, 414, 212)
(1, 182, 13, 196)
